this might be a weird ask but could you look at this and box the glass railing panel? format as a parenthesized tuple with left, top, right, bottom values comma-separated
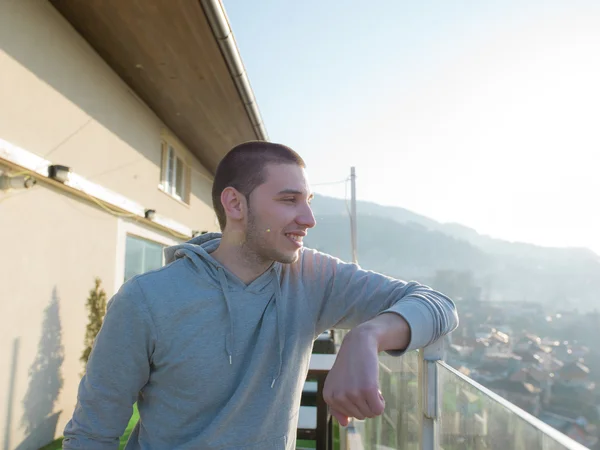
(437, 362, 589, 450)
(351, 350, 421, 450)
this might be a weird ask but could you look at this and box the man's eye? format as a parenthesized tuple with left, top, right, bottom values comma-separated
(282, 198, 296, 203)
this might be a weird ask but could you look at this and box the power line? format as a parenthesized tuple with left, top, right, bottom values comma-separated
(312, 177, 349, 187)
(344, 177, 351, 218)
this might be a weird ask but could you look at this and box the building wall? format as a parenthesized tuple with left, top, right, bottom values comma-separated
(0, 0, 218, 234)
(0, 176, 182, 449)
(1, 182, 116, 449)
(0, 1, 219, 447)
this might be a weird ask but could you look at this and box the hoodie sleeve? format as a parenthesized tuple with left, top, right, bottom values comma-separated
(303, 249, 459, 354)
(62, 278, 156, 450)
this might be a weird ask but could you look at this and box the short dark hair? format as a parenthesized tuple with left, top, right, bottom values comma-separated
(212, 141, 306, 231)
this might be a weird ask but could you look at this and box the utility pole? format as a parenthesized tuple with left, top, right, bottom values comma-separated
(340, 167, 359, 450)
(350, 166, 358, 264)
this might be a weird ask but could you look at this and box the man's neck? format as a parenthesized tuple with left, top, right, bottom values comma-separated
(211, 237, 273, 285)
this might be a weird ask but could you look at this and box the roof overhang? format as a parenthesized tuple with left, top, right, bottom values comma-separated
(49, 0, 267, 174)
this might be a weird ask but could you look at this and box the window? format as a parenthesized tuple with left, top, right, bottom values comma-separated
(115, 219, 179, 293)
(124, 234, 165, 281)
(160, 142, 190, 203)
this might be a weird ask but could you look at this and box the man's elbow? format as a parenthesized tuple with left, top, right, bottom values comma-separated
(426, 288, 459, 338)
(440, 293, 460, 336)
(448, 304, 460, 333)
(415, 284, 459, 321)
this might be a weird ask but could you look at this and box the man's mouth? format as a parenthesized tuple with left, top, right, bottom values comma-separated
(285, 232, 305, 246)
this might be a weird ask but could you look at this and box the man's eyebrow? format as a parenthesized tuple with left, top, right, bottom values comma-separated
(276, 189, 304, 195)
(276, 189, 314, 199)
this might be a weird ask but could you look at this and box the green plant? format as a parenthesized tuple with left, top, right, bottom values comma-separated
(80, 277, 107, 376)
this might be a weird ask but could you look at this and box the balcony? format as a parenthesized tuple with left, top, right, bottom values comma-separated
(310, 332, 590, 450)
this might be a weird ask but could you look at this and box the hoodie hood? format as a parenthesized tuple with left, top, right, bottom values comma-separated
(164, 232, 221, 265)
(164, 232, 286, 387)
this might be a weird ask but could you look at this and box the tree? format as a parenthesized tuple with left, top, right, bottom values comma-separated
(80, 277, 107, 375)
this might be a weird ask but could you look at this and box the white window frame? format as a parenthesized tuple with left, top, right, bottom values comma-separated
(159, 141, 190, 204)
(114, 218, 181, 293)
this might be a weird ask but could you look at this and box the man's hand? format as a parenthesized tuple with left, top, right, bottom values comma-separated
(322, 313, 411, 426)
(322, 327, 383, 425)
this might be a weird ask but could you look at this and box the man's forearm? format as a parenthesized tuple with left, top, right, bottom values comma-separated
(323, 313, 411, 424)
(350, 312, 411, 353)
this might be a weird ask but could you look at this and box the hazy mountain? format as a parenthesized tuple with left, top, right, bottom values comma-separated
(305, 194, 600, 311)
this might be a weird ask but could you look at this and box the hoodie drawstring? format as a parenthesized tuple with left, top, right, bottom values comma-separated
(217, 267, 234, 365)
(217, 265, 285, 388)
(271, 272, 285, 388)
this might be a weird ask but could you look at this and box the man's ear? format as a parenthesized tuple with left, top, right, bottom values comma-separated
(221, 187, 247, 223)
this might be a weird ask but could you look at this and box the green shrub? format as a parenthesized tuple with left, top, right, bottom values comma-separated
(80, 277, 107, 375)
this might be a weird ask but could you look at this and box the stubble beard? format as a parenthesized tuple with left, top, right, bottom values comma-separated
(243, 210, 298, 266)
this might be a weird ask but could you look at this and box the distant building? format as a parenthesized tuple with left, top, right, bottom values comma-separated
(486, 379, 542, 416)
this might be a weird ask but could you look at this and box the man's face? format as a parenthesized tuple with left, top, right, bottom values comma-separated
(244, 163, 316, 264)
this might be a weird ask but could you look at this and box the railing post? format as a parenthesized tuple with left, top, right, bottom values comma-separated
(419, 339, 445, 450)
(339, 426, 348, 450)
(333, 329, 350, 450)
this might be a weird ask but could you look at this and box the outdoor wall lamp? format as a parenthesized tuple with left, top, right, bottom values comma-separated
(144, 209, 156, 220)
(48, 165, 71, 183)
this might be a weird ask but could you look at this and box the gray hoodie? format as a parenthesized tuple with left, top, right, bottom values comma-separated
(63, 233, 458, 450)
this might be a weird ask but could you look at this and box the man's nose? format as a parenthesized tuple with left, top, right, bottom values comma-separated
(297, 203, 317, 229)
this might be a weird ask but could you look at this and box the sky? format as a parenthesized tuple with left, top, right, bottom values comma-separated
(224, 0, 600, 255)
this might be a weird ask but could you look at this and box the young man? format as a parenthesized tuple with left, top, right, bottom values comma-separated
(63, 141, 458, 450)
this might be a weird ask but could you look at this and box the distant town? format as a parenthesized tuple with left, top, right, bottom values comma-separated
(447, 296, 600, 448)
